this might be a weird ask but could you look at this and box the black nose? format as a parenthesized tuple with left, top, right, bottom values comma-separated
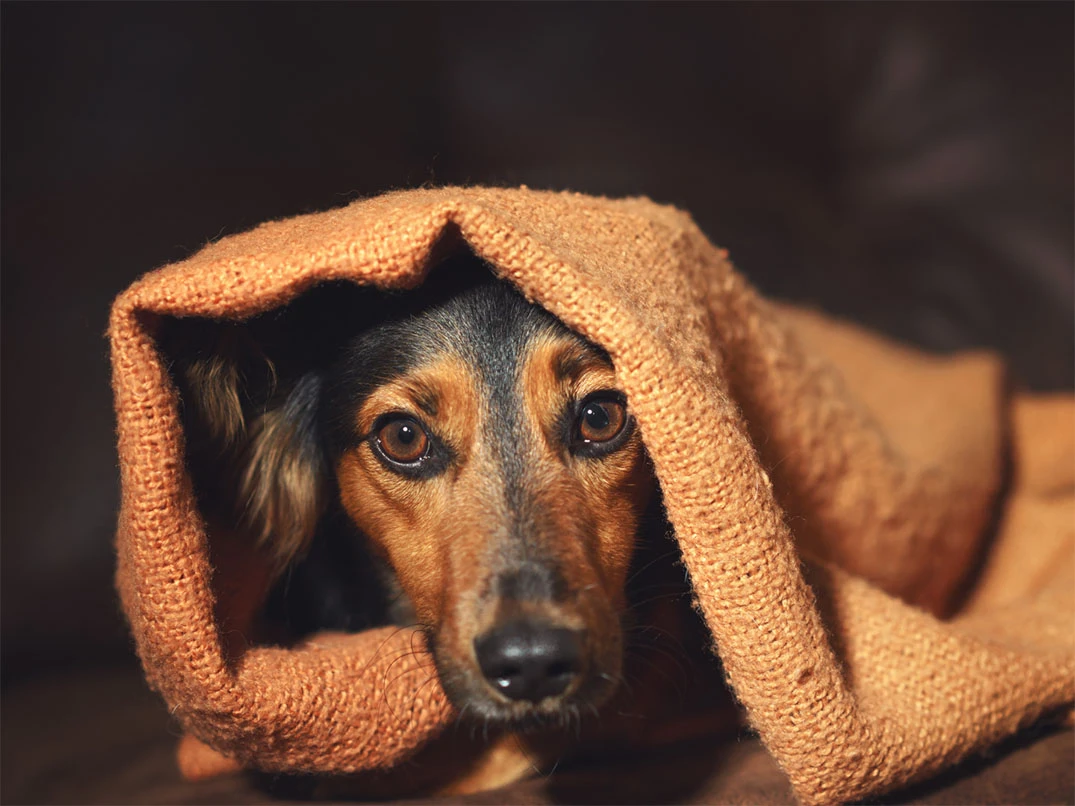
(474, 622, 583, 702)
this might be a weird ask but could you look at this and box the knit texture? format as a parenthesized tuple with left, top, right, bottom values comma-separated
(110, 187, 1075, 804)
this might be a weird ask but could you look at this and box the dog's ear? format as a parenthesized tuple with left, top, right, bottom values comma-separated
(239, 372, 328, 570)
(168, 320, 327, 571)
(172, 323, 278, 450)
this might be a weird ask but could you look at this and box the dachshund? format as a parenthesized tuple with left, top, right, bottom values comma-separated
(165, 252, 732, 795)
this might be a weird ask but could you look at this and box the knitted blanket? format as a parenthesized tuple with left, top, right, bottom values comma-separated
(110, 187, 1074, 804)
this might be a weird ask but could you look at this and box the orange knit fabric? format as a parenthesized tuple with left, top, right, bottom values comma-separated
(110, 187, 1074, 804)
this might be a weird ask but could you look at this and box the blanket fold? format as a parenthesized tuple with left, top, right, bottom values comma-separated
(110, 187, 1074, 804)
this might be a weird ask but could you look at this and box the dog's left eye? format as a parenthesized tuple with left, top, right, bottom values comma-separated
(579, 400, 626, 442)
(572, 395, 630, 456)
(375, 417, 430, 465)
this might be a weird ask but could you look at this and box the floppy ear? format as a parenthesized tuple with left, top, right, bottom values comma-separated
(238, 372, 329, 569)
(178, 324, 274, 449)
(169, 321, 328, 572)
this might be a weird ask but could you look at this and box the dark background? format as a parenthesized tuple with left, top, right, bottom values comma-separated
(2, 0, 1071, 731)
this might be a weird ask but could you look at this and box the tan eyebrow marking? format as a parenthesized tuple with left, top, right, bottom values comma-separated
(522, 333, 621, 454)
(552, 339, 613, 384)
(351, 355, 480, 454)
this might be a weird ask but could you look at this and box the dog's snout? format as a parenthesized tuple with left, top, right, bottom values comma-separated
(474, 622, 582, 702)
(496, 563, 562, 602)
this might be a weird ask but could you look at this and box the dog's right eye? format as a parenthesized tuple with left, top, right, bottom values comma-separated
(374, 417, 430, 465)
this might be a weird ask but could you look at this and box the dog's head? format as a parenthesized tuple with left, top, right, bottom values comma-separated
(173, 266, 653, 726)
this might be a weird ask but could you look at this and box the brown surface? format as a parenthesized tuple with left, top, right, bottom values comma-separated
(3, 668, 1072, 805)
(109, 187, 1074, 803)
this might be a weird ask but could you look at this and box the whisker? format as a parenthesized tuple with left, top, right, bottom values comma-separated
(509, 733, 544, 777)
(453, 702, 472, 732)
(624, 548, 682, 586)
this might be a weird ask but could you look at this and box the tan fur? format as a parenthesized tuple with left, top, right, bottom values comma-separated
(176, 329, 324, 572)
(522, 335, 650, 606)
(239, 407, 324, 569)
(184, 328, 279, 447)
(337, 355, 482, 626)
(185, 354, 247, 446)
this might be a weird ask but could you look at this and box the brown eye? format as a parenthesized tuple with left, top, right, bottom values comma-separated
(577, 398, 627, 444)
(375, 417, 429, 464)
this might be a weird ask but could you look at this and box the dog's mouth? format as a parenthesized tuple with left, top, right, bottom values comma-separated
(431, 615, 623, 730)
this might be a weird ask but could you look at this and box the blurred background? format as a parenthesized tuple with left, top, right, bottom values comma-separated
(2, 2, 1071, 801)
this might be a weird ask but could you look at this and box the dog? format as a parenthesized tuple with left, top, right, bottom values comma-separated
(165, 252, 732, 795)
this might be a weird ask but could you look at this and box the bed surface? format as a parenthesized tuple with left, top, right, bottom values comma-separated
(4, 667, 1071, 805)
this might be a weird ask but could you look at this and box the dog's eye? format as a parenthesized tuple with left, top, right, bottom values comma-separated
(575, 396, 629, 449)
(375, 417, 430, 464)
